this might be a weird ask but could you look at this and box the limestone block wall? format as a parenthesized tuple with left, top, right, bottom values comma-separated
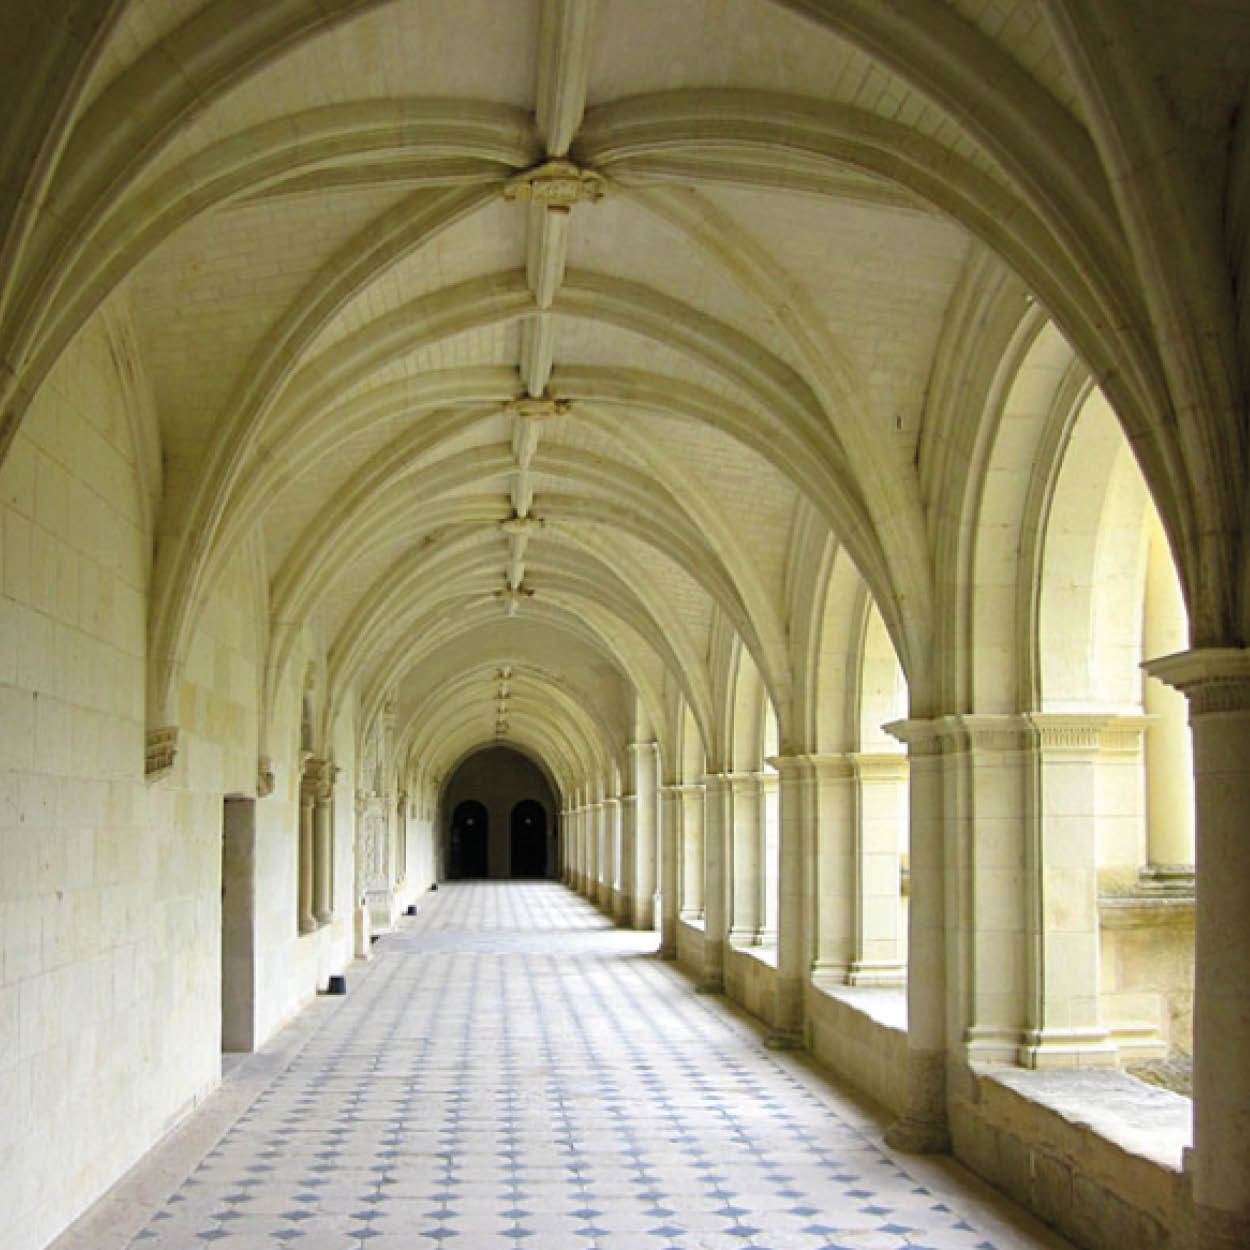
(0, 317, 223, 1250)
(806, 986, 909, 1117)
(949, 1070, 1190, 1250)
(1099, 897, 1195, 1055)
(725, 945, 778, 1028)
(676, 916, 704, 972)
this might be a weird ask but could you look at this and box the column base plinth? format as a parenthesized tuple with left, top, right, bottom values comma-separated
(763, 1028, 804, 1051)
(1196, 1204, 1250, 1250)
(883, 1114, 950, 1155)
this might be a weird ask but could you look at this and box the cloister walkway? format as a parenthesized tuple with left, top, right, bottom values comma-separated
(56, 883, 1074, 1250)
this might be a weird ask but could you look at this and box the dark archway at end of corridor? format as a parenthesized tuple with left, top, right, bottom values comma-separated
(449, 800, 489, 879)
(440, 746, 559, 879)
(510, 800, 548, 877)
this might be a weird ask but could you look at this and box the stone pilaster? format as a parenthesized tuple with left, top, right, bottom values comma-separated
(658, 785, 683, 958)
(599, 797, 620, 914)
(1019, 715, 1134, 1068)
(765, 756, 819, 1048)
(586, 801, 602, 902)
(700, 774, 731, 992)
(882, 719, 950, 1154)
(297, 758, 318, 934)
(616, 795, 636, 924)
(629, 742, 659, 931)
(1147, 648, 1250, 1250)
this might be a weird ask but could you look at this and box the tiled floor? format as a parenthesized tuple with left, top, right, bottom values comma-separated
(60, 882, 1075, 1250)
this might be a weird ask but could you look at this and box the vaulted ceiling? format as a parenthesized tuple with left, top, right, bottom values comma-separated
(4, 0, 1249, 794)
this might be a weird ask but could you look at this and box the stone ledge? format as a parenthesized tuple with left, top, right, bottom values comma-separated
(953, 1066, 1191, 1248)
(813, 981, 909, 1032)
(738, 941, 779, 970)
(981, 1066, 1190, 1172)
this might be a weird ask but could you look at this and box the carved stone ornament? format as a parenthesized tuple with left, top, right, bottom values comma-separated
(145, 726, 179, 780)
(503, 158, 605, 208)
(502, 394, 571, 420)
(499, 513, 546, 537)
(257, 754, 276, 797)
(496, 583, 534, 616)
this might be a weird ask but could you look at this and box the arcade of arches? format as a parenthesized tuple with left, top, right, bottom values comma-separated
(2, 3, 1250, 1250)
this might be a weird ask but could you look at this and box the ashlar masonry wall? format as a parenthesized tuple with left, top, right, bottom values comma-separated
(0, 313, 217, 1250)
(0, 309, 361, 1250)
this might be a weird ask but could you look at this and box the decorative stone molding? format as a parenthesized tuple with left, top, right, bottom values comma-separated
(885, 714, 1032, 756)
(257, 754, 275, 797)
(499, 513, 545, 537)
(496, 583, 534, 616)
(145, 726, 179, 780)
(1136, 862, 1196, 895)
(502, 393, 572, 420)
(1145, 646, 1250, 716)
(848, 752, 909, 782)
(767, 752, 856, 782)
(300, 756, 335, 802)
(659, 782, 706, 796)
(503, 158, 605, 207)
(1030, 712, 1152, 755)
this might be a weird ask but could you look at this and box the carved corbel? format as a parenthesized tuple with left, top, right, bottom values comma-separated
(257, 754, 275, 797)
(145, 726, 179, 780)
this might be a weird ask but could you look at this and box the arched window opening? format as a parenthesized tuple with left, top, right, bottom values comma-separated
(1037, 388, 1195, 1076)
(852, 599, 909, 985)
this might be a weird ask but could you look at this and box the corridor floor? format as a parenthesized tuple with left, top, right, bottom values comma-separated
(58, 882, 1075, 1250)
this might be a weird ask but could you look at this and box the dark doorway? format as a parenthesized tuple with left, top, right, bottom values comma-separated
(450, 800, 489, 878)
(510, 800, 548, 878)
(221, 796, 256, 1052)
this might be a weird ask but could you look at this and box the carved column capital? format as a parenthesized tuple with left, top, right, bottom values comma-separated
(1145, 646, 1250, 716)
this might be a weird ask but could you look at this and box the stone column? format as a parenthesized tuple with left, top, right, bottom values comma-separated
(848, 753, 908, 985)
(727, 772, 764, 947)
(882, 720, 950, 1153)
(767, 756, 817, 1047)
(298, 760, 317, 934)
(1147, 648, 1250, 1250)
(600, 797, 620, 914)
(629, 742, 659, 930)
(700, 773, 730, 991)
(577, 805, 592, 895)
(1019, 716, 1122, 1067)
(616, 794, 636, 924)
(310, 760, 335, 926)
(658, 784, 681, 958)
(561, 807, 573, 886)
(587, 801, 602, 902)
(395, 790, 408, 885)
